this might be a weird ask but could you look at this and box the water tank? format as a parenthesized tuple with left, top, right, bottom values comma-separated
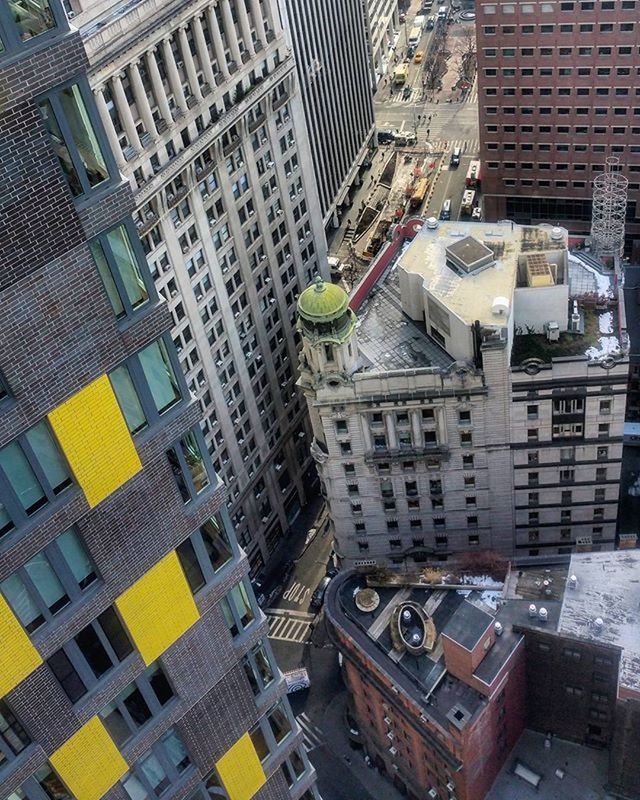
(411, 632, 421, 645)
(426, 217, 438, 229)
(494, 621, 503, 637)
(568, 575, 578, 590)
(491, 296, 510, 316)
(539, 607, 548, 622)
(551, 226, 564, 241)
(528, 603, 537, 618)
(402, 609, 412, 622)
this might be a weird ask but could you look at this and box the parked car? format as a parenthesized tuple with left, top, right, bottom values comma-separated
(402, 85, 412, 99)
(426, 15, 435, 29)
(310, 576, 332, 610)
(378, 129, 395, 144)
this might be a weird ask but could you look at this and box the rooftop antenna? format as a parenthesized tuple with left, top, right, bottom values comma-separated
(590, 156, 628, 258)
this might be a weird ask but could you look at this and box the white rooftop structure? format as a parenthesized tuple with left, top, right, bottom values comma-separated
(558, 551, 640, 696)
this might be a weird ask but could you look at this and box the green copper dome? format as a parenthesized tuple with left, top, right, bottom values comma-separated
(298, 276, 349, 323)
(297, 276, 357, 345)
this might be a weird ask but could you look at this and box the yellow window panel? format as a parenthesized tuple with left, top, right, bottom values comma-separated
(0, 594, 43, 697)
(115, 551, 200, 665)
(50, 716, 127, 800)
(48, 374, 142, 508)
(216, 732, 267, 800)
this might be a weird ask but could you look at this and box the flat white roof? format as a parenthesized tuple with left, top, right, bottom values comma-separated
(558, 551, 640, 693)
(397, 221, 524, 328)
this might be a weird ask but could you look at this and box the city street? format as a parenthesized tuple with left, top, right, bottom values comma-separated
(263, 500, 405, 799)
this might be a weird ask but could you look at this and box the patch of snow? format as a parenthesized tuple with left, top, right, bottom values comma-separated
(456, 588, 501, 610)
(598, 311, 613, 334)
(459, 574, 503, 590)
(585, 335, 621, 361)
(567, 254, 614, 299)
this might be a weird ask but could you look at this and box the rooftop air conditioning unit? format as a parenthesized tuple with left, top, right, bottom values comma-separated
(546, 321, 560, 342)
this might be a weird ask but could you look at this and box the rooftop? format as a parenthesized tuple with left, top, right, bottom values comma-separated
(511, 253, 621, 365)
(486, 729, 610, 800)
(397, 221, 565, 328)
(356, 255, 455, 372)
(558, 550, 640, 693)
(329, 572, 491, 735)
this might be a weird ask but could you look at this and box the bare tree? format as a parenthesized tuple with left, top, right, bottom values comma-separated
(423, 24, 449, 91)
(453, 26, 477, 84)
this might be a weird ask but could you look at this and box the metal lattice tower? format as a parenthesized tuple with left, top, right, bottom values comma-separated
(590, 156, 628, 257)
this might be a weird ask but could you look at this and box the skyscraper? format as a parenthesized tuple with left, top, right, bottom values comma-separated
(69, 0, 329, 575)
(279, 0, 376, 228)
(0, 4, 319, 800)
(475, 0, 640, 258)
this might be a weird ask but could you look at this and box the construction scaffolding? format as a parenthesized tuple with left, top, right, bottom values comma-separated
(590, 156, 628, 257)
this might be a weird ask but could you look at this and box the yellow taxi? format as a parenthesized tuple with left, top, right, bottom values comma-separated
(414, 51, 424, 64)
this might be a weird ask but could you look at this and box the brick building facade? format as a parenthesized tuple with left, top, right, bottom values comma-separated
(475, 0, 640, 255)
(0, 5, 318, 800)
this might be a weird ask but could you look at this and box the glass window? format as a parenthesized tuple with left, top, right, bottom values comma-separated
(48, 606, 133, 701)
(221, 579, 255, 636)
(281, 748, 307, 787)
(9, 0, 56, 41)
(92, 224, 151, 319)
(123, 729, 191, 800)
(35, 766, 72, 800)
(0, 700, 30, 768)
(0, 422, 72, 535)
(267, 701, 291, 744)
(100, 664, 174, 747)
(176, 514, 234, 593)
(39, 83, 110, 197)
(138, 340, 181, 414)
(242, 640, 275, 695)
(167, 429, 211, 504)
(1, 527, 97, 634)
(110, 365, 148, 434)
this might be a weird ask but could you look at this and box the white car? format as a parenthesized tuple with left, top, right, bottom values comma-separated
(471, 206, 482, 221)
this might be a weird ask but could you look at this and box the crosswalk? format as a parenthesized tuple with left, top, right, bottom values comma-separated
(297, 712, 324, 752)
(266, 608, 314, 643)
(428, 137, 480, 155)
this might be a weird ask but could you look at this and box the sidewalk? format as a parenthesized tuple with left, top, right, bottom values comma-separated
(320, 690, 406, 800)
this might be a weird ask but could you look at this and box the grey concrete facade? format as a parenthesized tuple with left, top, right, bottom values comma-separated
(0, 6, 318, 800)
(69, 0, 330, 576)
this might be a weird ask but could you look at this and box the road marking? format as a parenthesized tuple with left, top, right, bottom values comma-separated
(282, 580, 311, 604)
(266, 609, 314, 643)
(297, 712, 324, 752)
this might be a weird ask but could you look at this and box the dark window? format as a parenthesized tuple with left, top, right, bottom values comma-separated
(176, 514, 234, 593)
(167, 429, 212, 503)
(47, 606, 133, 701)
(100, 663, 174, 747)
(0, 700, 30, 767)
(221, 579, 255, 636)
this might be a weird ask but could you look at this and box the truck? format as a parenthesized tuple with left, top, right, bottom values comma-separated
(414, 14, 426, 30)
(393, 64, 409, 85)
(408, 25, 422, 46)
(461, 189, 476, 216)
(466, 160, 481, 189)
(410, 177, 429, 209)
